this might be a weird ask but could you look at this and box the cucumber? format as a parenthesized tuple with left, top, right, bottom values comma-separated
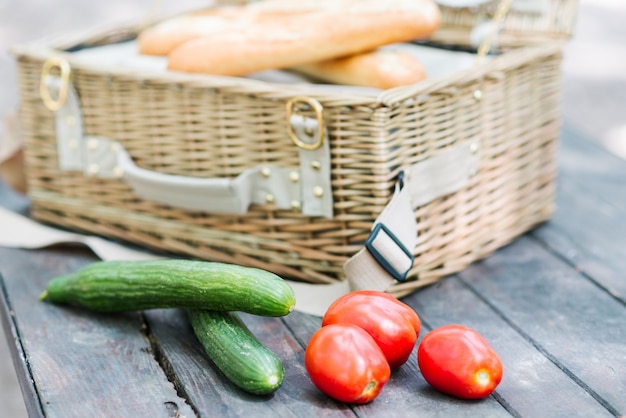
(39, 259, 295, 317)
(188, 309, 284, 395)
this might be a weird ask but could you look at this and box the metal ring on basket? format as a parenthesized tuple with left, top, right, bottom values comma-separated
(286, 96, 325, 151)
(40, 56, 71, 112)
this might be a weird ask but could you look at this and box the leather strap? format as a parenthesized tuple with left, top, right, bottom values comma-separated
(344, 141, 480, 294)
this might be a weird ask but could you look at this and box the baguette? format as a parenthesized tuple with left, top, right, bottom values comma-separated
(137, 2, 327, 56)
(166, 0, 441, 76)
(291, 49, 427, 90)
(137, 7, 251, 56)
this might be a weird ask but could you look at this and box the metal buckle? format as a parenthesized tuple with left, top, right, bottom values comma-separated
(286, 96, 325, 151)
(365, 223, 414, 282)
(40, 56, 71, 111)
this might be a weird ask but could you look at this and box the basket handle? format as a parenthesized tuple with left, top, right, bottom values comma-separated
(114, 143, 303, 215)
(52, 130, 334, 217)
(59, 131, 333, 217)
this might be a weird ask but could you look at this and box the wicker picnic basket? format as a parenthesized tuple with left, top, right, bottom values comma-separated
(12, 0, 578, 297)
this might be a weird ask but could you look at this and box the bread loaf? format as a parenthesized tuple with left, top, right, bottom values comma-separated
(137, 1, 327, 56)
(165, 0, 441, 76)
(290, 49, 427, 89)
(137, 8, 251, 56)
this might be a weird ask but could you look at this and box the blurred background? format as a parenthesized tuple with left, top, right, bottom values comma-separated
(0, 0, 625, 416)
(561, 0, 626, 159)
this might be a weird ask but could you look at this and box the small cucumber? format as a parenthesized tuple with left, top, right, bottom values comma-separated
(39, 259, 295, 316)
(188, 309, 284, 395)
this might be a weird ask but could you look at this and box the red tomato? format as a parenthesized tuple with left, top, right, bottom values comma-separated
(305, 323, 391, 404)
(417, 324, 503, 399)
(322, 290, 421, 368)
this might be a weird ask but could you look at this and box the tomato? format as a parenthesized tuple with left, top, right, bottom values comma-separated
(322, 290, 421, 368)
(305, 323, 391, 404)
(417, 324, 503, 399)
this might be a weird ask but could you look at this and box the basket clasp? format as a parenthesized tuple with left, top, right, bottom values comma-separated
(40, 56, 71, 111)
(286, 96, 325, 151)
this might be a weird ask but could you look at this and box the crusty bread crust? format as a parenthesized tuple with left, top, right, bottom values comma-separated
(291, 49, 427, 90)
(137, 7, 251, 56)
(163, 0, 440, 76)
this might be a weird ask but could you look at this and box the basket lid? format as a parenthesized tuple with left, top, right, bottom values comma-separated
(431, 0, 579, 50)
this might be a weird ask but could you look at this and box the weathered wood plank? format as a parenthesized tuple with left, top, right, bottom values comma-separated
(144, 308, 355, 417)
(0, 272, 45, 418)
(403, 267, 615, 418)
(456, 235, 626, 416)
(282, 309, 512, 417)
(559, 125, 626, 212)
(0, 246, 197, 418)
(532, 174, 626, 304)
(532, 125, 626, 303)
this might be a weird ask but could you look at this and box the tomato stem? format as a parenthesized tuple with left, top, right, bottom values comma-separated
(364, 381, 377, 392)
(476, 370, 490, 386)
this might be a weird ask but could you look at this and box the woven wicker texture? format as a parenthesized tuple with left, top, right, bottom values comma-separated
(432, 0, 578, 48)
(13, 2, 570, 295)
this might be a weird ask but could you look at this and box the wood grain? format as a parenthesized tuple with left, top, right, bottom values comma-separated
(558, 125, 626, 212)
(456, 236, 626, 416)
(0, 246, 196, 418)
(144, 308, 355, 417)
(404, 269, 615, 417)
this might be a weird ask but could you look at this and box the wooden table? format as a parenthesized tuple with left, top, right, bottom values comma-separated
(1, 124, 625, 418)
